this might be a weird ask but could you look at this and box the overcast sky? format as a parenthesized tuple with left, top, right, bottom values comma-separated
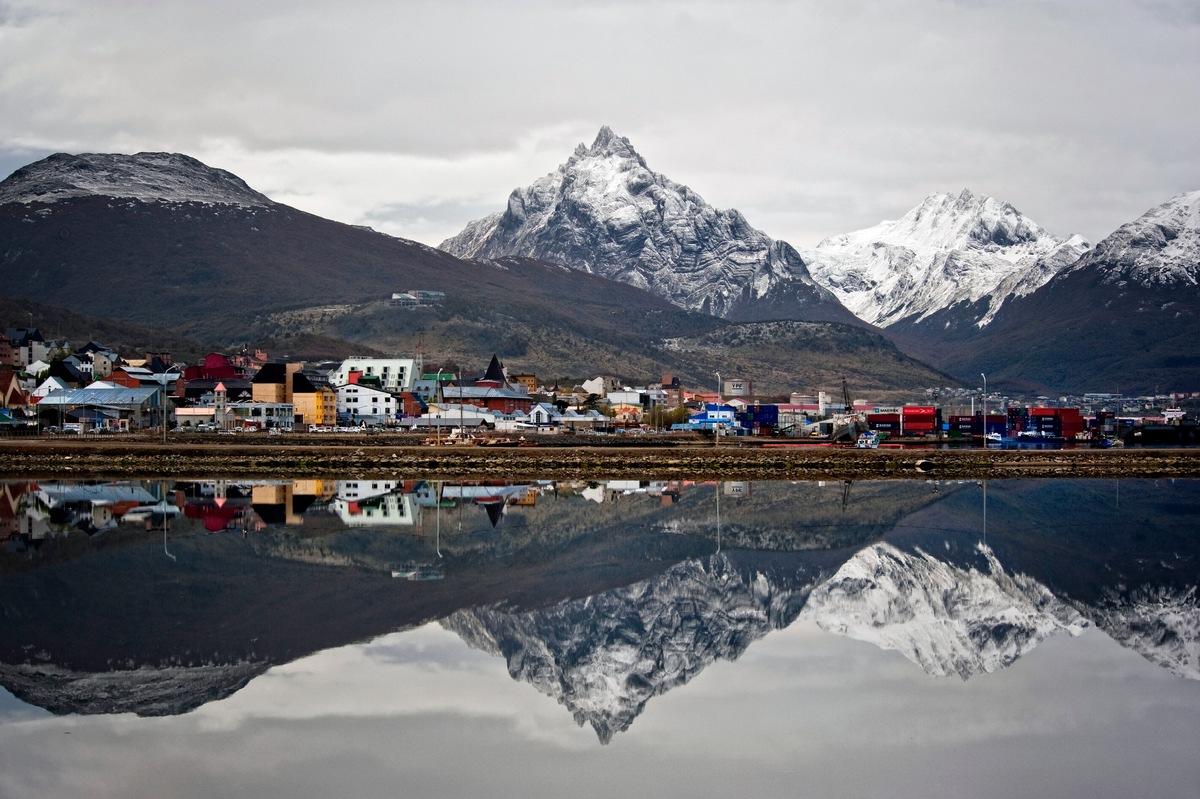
(4, 621, 1200, 798)
(2, 0, 1198, 248)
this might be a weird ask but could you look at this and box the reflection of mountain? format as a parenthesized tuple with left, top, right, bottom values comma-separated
(440, 541, 1094, 739)
(1082, 586, 1199, 680)
(1, 478, 1197, 723)
(801, 542, 1087, 678)
(439, 481, 1200, 738)
(445, 550, 836, 743)
(0, 660, 269, 717)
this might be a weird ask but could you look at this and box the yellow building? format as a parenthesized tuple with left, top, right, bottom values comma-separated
(293, 383, 336, 427)
(252, 363, 334, 427)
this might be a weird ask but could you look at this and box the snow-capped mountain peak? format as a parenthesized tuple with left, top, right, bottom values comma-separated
(0, 151, 272, 207)
(804, 190, 1090, 329)
(440, 127, 856, 324)
(1062, 189, 1200, 288)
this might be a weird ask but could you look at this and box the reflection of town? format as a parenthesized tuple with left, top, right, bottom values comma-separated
(1, 477, 751, 550)
(1, 478, 1197, 738)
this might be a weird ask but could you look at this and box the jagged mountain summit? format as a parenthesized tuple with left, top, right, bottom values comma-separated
(0, 151, 272, 207)
(441, 127, 858, 325)
(1055, 189, 1200, 289)
(802, 189, 1091, 332)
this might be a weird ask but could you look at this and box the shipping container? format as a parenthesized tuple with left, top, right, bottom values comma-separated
(867, 413, 901, 423)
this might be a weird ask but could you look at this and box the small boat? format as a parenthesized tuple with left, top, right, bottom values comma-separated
(476, 436, 524, 447)
(392, 563, 445, 581)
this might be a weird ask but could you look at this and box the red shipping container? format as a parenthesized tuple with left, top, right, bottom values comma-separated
(902, 406, 937, 416)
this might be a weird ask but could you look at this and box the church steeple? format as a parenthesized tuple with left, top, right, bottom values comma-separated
(478, 353, 506, 388)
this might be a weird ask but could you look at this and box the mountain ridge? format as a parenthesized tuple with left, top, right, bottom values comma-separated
(0, 149, 953, 394)
(0, 151, 272, 207)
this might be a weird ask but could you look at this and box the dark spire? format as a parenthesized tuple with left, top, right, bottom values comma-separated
(483, 353, 505, 384)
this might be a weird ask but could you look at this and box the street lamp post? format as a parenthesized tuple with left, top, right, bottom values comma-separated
(713, 372, 722, 446)
(157, 370, 175, 444)
(980, 372, 988, 445)
(432, 368, 447, 445)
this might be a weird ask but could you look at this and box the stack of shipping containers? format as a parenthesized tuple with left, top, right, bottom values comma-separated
(900, 405, 938, 436)
(1008, 407, 1085, 439)
(865, 406, 941, 437)
(945, 413, 1006, 438)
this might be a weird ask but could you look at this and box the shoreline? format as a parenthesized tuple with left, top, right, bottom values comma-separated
(4, 438, 1200, 481)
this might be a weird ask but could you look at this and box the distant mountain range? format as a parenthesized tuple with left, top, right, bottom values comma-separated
(0, 150, 947, 394)
(2, 139, 1196, 393)
(441, 128, 1199, 393)
(924, 190, 1200, 393)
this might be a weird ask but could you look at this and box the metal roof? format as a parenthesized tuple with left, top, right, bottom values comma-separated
(37, 386, 161, 408)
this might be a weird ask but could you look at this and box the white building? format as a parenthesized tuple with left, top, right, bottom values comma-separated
(337, 383, 399, 425)
(722, 377, 752, 398)
(330, 357, 417, 394)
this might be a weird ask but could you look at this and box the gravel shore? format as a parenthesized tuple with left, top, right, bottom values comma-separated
(4, 436, 1200, 480)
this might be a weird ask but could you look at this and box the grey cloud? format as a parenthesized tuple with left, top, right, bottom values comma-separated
(0, 0, 1196, 247)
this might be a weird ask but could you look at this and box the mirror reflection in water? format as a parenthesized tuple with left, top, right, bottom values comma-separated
(1, 476, 1198, 797)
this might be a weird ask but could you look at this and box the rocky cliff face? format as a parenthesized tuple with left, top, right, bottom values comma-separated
(441, 127, 857, 324)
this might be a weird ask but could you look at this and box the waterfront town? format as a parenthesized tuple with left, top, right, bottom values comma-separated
(1, 324, 1197, 446)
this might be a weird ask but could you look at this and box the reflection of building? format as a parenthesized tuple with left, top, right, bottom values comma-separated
(329, 480, 416, 527)
(24, 482, 160, 538)
(0, 482, 32, 541)
(176, 479, 333, 531)
(331, 492, 416, 528)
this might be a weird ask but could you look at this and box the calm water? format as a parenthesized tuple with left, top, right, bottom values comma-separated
(1, 477, 1198, 798)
